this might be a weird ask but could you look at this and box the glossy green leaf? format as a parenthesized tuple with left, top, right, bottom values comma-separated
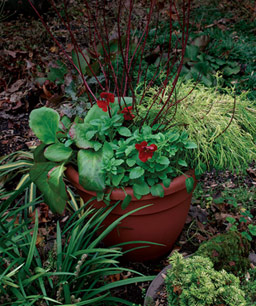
(69, 123, 94, 149)
(129, 167, 144, 180)
(168, 133, 180, 142)
(158, 156, 170, 165)
(33, 143, 48, 163)
(248, 224, 256, 236)
(44, 143, 72, 162)
(147, 177, 156, 186)
(151, 184, 164, 197)
(72, 49, 89, 75)
(84, 104, 108, 124)
(48, 164, 67, 195)
(114, 97, 133, 107)
(162, 178, 171, 188)
(133, 182, 150, 196)
(184, 141, 197, 149)
(241, 231, 252, 241)
(223, 65, 240, 76)
(48, 60, 67, 84)
(93, 142, 102, 151)
(78, 149, 105, 192)
(226, 216, 236, 224)
(30, 162, 68, 214)
(112, 172, 125, 187)
(103, 142, 114, 159)
(29, 107, 60, 144)
(185, 45, 199, 61)
(118, 127, 132, 137)
(126, 158, 136, 167)
(178, 159, 188, 167)
(121, 194, 132, 210)
(185, 177, 194, 193)
(86, 130, 97, 140)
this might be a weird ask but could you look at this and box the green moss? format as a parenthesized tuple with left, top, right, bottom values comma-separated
(165, 252, 247, 306)
(195, 231, 250, 275)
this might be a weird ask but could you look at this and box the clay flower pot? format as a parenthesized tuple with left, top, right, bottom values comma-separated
(65, 166, 196, 261)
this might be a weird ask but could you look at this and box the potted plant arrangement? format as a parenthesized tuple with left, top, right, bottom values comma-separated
(29, 91, 197, 261)
(27, 0, 256, 261)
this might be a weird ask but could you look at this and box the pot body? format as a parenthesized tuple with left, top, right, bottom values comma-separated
(65, 166, 196, 261)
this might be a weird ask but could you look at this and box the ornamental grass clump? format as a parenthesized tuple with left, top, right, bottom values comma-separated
(136, 77, 256, 173)
(165, 252, 247, 306)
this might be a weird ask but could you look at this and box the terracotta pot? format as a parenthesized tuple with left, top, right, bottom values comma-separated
(65, 166, 196, 261)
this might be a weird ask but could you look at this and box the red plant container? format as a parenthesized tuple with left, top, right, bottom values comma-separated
(65, 166, 196, 261)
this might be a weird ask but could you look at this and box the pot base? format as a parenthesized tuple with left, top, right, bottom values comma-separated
(65, 166, 196, 261)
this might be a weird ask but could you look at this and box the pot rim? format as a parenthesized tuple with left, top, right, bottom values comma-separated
(65, 165, 195, 201)
(144, 254, 192, 306)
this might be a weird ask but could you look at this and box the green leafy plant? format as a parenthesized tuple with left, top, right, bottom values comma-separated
(29, 97, 197, 213)
(0, 183, 154, 305)
(165, 252, 247, 306)
(226, 212, 256, 242)
(182, 43, 241, 87)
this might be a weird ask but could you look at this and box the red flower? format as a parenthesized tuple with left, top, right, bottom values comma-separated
(100, 92, 115, 103)
(96, 100, 108, 112)
(121, 106, 135, 120)
(97, 92, 115, 112)
(135, 141, 157, 162)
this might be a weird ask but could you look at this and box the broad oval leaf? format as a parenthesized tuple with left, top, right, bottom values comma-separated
(72, 49, 89, 75)
(114, 97, 133, 107)
(84, 104, 108, 124)
(44, 143, 72, 162)
(162, 178, 171, 188)
(103, 142, 114, 159)
(121, 194, 132, 210)
(184, 141, 197, 149)
(151, 184, 164, 197)
(133, 182, 150, 196)
(112, 171, 125, 187)
(30, 162, 68, 214)
(158, 156, 170, 165)
(69, 123, 94, 149)
(185, 177, 194, 193)
(168, 133, 180, 143)
(248, 224, 256, 236)
(178, 159, 188, 167)
(126, 158, 136, 167)
(129, 167, 144, 180)
(118, 127, 132, 137)
(78, 149, 105, 192)
(29, 107, 60, 144)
